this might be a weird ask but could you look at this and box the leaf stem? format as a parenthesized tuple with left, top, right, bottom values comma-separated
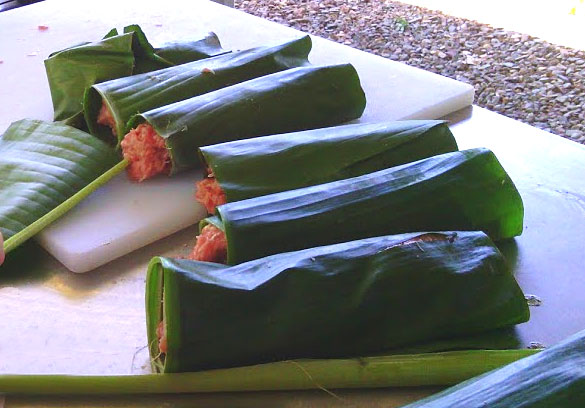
(3, 160, 129, 254)
(0, 349, 538, 395)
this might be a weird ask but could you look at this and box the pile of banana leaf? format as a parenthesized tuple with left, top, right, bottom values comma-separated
(84, 35, 312, 143)
(46, 24, 226, 126)
(1, 23, 558, 407)
(1, 29, 365, 252)
(1, 24, 230, 253)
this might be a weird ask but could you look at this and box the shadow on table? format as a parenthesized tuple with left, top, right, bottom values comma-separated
(0, 223, 200, 297)
(496, 238, 520, 276)
(0, 241, 58, 285)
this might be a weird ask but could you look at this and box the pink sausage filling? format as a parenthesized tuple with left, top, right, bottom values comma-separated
(195, 169, 227, 214)
(121, 124, 171, 182)
(189, 224, 227, 263)
(156, 320, 167, 354)
(97, 100, 117, 135)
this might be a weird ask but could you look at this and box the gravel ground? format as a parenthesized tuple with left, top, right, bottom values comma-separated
(237, 0, 585, 144)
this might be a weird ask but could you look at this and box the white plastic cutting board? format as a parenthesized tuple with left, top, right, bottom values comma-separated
(0, 0, 474, 272)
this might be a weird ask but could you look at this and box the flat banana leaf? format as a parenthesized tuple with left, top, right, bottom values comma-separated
(130, 63, 367, 174)
(0, 120, 120, 256)
(402, 328, 585, 407)
(210, 148, 524, 264)
(85, 36, 311, 143)
(45, 24, 225, 125)
(146, 231, 529, 372)
(201, 120, 458, 203)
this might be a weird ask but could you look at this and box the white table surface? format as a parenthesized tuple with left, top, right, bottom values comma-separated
(2, 0, 585, 407)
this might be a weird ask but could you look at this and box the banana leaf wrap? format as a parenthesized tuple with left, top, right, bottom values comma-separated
(146, 231, 529, 373)
(128, 63, 367, 174)
(206, 147, 523, 264)
(45, 24, 224, 125)
(121, 25, 225, 74)
(200, 120, 458, 203)
(84, 36, 311, 143)
(153, 32, 225, 65)
(45, 33, 134, 124)
(0, 120, 119, 252)
(402, 328, 585, 407)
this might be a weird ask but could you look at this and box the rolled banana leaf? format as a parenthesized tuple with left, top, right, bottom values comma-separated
(153, 32, 225, 65)
(146, 231, 529, 372)
(122, 25, 226, 74)
(200, 120, 458, 203)
(45, 24, 224, 125)
(402, 328, 585, 407)
(207, 147, 523, 264)
(128, 63, 367, 175)
(84, 36, 312, 143)
(0, 120, 120, 255)
(45, 33, 134, 124)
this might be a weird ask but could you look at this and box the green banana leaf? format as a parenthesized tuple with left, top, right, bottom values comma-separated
(45, 33, 135, 123)
(146, 231, 529, 372)
(207, 148, 523, 264)
(0, 120, 121, 255)
(153, 32, 226, 66)
(128, 63, 367, 175)
(387, 328, 524, 356)
(401, 328, 585, 407)
(121, 25, 225, 74)
(84, 36, 311, 143)
(200, 120, 458, 203)
(45, 24, 225, 125)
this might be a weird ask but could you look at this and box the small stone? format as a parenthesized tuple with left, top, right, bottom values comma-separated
(237, 0, 585, 145)
(528, 341, 546, 349)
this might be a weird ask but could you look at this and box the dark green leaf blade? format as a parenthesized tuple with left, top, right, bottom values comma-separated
(123, 24, 172, 73)
(214, 148, 524, 264)
(131, 63, 366, 174)
(44, 34, 135, 122)
(85, 36, 311, 143)
(154, 32, 227, 65)
(402, 328, 585, 407)
(147, 231, 529, 372)
(46, 25, 227, 127)
(123, 26, 226, 74)
(201, 120, 458, 202)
